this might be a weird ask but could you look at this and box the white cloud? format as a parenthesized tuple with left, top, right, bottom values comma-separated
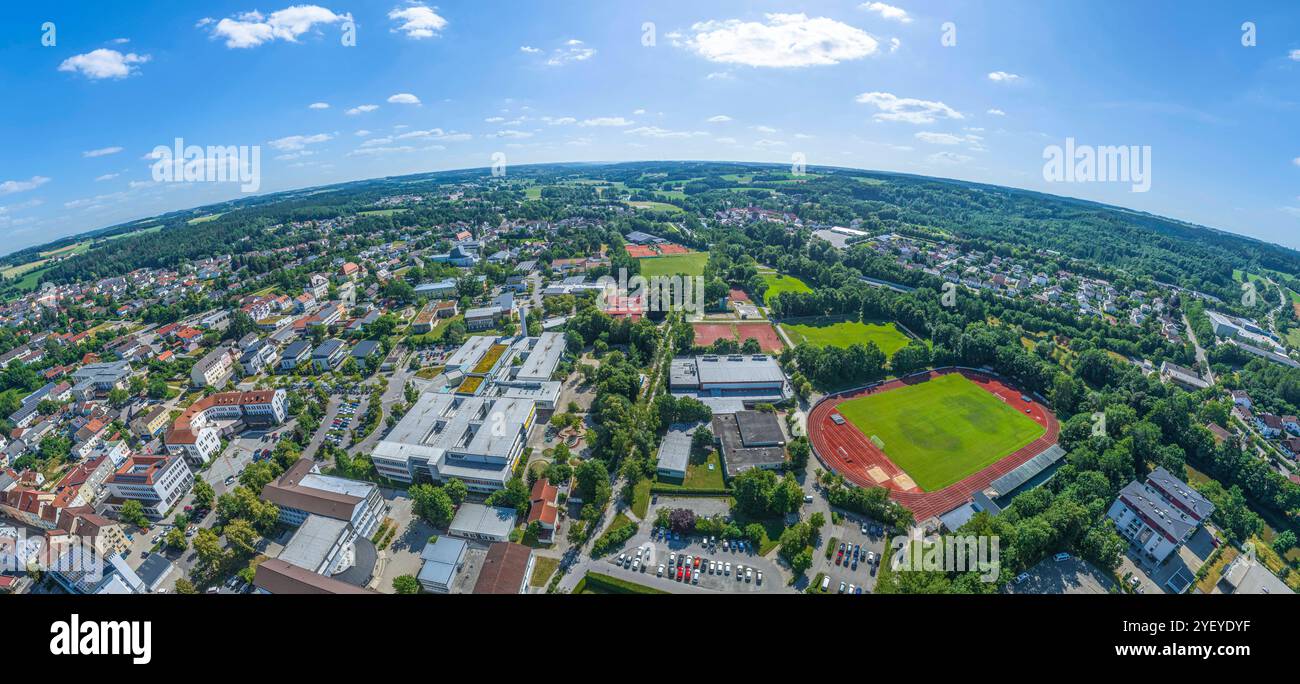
(388, 4, 448, 39)
(705, 71, 735, 81)
(625, 126, 707, 139)
(206, 5, 351, 49)
(986, 108, 1006, 116)
(676, 13, 878, 68)
(707, 115, 732, 123)
(927, 151, 972, 164)
(1289, 49, 1300, 61)
(309, 102, 330, 109)
(267, 133, 334, 151)
(861, 2, 912, 24)
(855, 92, 964, 124)
(987, 71, 1022, 83)
(397, 128, 471, 142)
(754, 139, 786, 148)
(354, 129, 372, 137)
(58, 49, 150, 79)
(489, 130, 533, 139)
(387, 93, 421, 105)
(716, 137, 738, 144)
(914, 132, 963, 145)
(542, 116, 577, 125)
(519, 45, 541, 54)
(83, 146, 124, 158)
(95, 173, 120, 182)
(578, 117, 633, 127)
(347, 104, 379, 115)
(633, 109, 647, 115)
(1293, 157, 1300, 167)
(889, 37, 901, 53)
(0, 176, 51, 195)
(110, 38, 130, 44)
(542, 39, 596, 66)
(752, 125, 779, 134)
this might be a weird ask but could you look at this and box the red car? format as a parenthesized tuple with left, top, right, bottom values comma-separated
(676, 567, 684, 581)
(693, 557, 701, 569)
(685, 568, 692, 582)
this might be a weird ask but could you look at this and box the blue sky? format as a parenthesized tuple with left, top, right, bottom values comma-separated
(1, 1, 1298, 254)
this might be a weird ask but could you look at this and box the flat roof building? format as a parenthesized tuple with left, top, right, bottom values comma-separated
(670, 355, 788, 402)
(448, 503, 517, 543)
(418, 536, 468, 593)
(371, 392, 535, 492)
(711, 411, 786, 478)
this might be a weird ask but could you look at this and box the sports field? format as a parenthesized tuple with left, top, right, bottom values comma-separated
(760, 272, 812, 301)
(834, 373, 1045, 491)
(782, 318, 912, 357)
(639, 252, 708, 278)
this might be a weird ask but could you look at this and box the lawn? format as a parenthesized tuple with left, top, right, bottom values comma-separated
(625, 200, 683, 213)
(761, 272, 812, 302)
(835, 373, 1046, 491)
(639, 252, 708, 278)
(631, 478, 652, 518)
(782, 318, 913, 357)
(653, 451, 728, 492)
(574, 571, 668, 594)
(530, 556, 561, 588)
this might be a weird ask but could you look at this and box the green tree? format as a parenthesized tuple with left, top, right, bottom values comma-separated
(393, 575, 421, 594)
(118, 499, 149, 528)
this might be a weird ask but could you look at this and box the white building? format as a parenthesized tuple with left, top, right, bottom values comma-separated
(104, 454, 194, 518)
(371, 392, 535, 492)
(191, 345, 235, 388)
(1107, 467, 1214, 565)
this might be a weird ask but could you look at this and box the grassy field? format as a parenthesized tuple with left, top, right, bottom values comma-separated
(782, 318, 912, 357)
(761, 272, 812, 301)
(639, 252, 708, 278)
(530, 556, 561, 588)
(625, 200, 683, 213)
(574, 571, 668, 594)
(835, 373, 1046, 491)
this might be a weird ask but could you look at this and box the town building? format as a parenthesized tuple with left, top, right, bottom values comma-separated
(103, 454, 195, 519)
(1106, 467, 1214, 565)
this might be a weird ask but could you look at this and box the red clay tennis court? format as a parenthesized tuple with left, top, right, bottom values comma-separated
(808, 367, 1059, 521)
(691, 322, 784, 353)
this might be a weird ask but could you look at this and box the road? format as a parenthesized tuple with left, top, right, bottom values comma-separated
(1182, 312, 1215, 385)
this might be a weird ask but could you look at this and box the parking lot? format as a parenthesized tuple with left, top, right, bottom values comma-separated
(599, 531, 784, 593)
(817, 515, 886, 594)
(1005, 556, 1116, 594)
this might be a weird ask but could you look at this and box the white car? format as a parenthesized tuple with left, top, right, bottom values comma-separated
(724, 562, 731, 576)
(691, 571, 700, 585)
(756, 571, 763, 585)
(657, 564, 665, 577)
(709, 560, 716, 574)
(745, 567, 753, 582)
(631, 560, 639, 571)
(669, 553, 677, 566)
(735, 565, 744, 581)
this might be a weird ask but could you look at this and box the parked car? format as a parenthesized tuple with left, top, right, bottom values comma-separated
(1053, 552, 1071, 562)
(838, 581, 847, 594)
(657, 564, 665, 577)
(820, 575, 830, 592)
(1014, 572, 1031, 585)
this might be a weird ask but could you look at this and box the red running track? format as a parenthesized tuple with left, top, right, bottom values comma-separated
(808, 368, 1060, 522)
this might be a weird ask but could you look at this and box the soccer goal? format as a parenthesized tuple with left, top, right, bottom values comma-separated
(870, 435, 885, 450)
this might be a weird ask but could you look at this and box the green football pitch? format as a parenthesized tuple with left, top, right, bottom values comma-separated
(835, 373, 1046, 492)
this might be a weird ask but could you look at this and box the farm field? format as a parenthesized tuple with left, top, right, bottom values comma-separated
(625, 200, 683, 213)
(782, 318, 912, 357)
(638, 251, 708, 278)
(835, 373, 1046, 491)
